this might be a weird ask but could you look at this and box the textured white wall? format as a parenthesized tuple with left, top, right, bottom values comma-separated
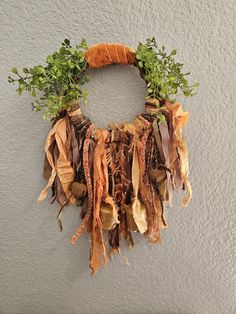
(0, 0, 235, 313)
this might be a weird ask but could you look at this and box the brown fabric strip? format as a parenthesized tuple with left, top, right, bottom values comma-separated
(70, 123, 80, 168)
(159, 122, 173, 206)
(70, 124, 95, 244)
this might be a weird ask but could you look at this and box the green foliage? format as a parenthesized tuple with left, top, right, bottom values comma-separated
(8, 37, 198, 121)
(135, 37, 199, 103)
(8, 39, 89, 120)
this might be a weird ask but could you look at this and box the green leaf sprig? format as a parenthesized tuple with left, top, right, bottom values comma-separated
(135, 37, 199, 103)
(8, 39, 89, 120)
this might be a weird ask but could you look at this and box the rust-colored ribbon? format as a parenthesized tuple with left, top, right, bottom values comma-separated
(84, 43, 135, 68)
(70, 123, 95, 244)
(122, 123, 148, 234)
(90, 129, 119, 274)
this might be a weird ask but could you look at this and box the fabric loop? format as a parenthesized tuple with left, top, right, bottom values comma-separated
(84, 43, 135, 68)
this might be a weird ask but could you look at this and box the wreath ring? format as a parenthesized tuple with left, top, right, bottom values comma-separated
(9, 40, 194, 274)
(74, 43, 170, 121)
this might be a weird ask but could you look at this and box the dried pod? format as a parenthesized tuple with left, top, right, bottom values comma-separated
(125, 205, 139, 232)
(100, 203, 116, 230)
(71, 182, 87, 199)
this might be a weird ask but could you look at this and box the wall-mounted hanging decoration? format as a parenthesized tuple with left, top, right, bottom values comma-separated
(9, 38, 198, 274)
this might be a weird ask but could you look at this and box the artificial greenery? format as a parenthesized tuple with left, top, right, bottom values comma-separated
(8, 37, 198, 120)
(135, 37, 198, 101)
(8, 39, 89, 120)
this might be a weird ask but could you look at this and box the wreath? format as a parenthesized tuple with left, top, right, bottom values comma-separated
(9, 38, 198, 274)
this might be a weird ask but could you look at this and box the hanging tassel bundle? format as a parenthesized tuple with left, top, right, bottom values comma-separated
(38, 99, 191, 274)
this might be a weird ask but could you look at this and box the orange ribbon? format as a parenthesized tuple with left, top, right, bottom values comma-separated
(84, 43, 135, 68)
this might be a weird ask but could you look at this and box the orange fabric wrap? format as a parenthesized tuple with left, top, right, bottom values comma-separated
(84, 43, 135, 68)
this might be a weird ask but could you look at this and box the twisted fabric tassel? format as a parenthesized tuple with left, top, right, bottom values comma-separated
(39, 100, 191, 274)
(163, 102, 192, 207)
(70, 124, 95, 244)
(38, 117, 75, 205)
